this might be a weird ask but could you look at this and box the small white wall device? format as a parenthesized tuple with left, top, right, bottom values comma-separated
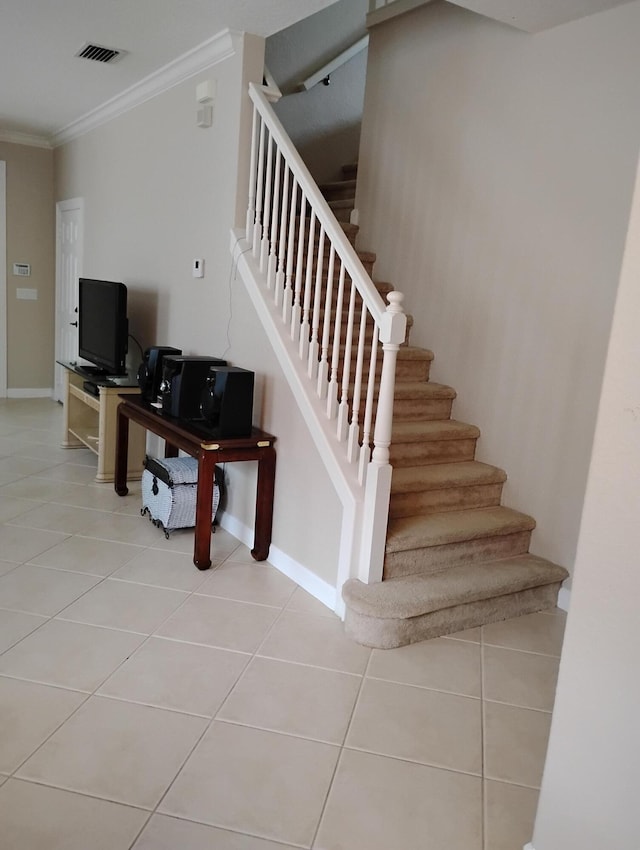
(192, 259, 204, 278)
(196, 80, 216, 128)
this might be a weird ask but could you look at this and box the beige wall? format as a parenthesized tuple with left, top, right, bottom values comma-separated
(54, 35, 341, 587)
(531, 135, 640, 850)
(0, 142, 55, 390)
(356, 0, 640, 581)
(266, 0, 368, 183)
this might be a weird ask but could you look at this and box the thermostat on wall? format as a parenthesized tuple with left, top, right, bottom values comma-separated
(13, 263, 31, 277)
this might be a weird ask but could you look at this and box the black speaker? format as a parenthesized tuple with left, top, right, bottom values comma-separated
(159, 355, 227, 419)
(137, 346, 182, 402)
(198, 366, 255, 438)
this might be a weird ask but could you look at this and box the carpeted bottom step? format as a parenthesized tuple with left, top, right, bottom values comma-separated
(343, 554, 569, 648)
(384, 506, 536, 578)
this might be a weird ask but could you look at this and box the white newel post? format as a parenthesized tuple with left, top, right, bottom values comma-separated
(358, 292, 406, 584)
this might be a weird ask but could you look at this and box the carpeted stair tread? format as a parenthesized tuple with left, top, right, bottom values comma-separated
(391, 461, 506, 494)
(328, 198, 355, 209)
(395, 346, 435, 362)
(392, 419, 479, 443)
(386, 506, 536, 553)
(342, 554, 569, 620)
(393, 381, 456, 400)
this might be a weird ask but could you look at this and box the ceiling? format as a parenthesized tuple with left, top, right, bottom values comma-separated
(0, 0, 633, 145)
(0, 0, 340, 143)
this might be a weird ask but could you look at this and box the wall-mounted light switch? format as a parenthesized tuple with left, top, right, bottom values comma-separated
(192, 259, 205, 278)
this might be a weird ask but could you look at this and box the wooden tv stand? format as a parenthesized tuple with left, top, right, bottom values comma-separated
(58, 362, 146, 483)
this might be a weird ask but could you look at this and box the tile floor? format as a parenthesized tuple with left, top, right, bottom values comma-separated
(0, 398, 566, 849)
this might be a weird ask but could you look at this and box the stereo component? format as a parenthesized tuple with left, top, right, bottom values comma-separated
(137, 346, 182, 402)
(159, 355, 227, 419)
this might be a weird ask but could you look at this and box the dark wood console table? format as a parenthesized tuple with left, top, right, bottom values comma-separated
(114, 395, 276, 570)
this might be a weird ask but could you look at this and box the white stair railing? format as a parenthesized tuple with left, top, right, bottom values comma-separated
(238, 81, 407, 589)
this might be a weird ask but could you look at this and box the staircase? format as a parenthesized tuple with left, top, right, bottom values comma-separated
(318, 167, 568, 649)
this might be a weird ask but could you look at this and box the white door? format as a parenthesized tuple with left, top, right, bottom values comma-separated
(0, 161, 6, 398)
(54, 198, 84, 402)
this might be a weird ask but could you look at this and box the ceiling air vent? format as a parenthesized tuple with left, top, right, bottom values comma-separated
(75, 43, 126, 64)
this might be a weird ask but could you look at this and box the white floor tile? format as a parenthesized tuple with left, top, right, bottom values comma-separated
(133, 814, 298, 850)
(58, 577, 188, 634)
(0, 609, 48, 653)
(17, 695, 207, 809)
(196, 561, 297, 607)
(0, 525, 68, 564)
(0, 564, 101, 616)
(0, 779, 148, 850)
(98, 636, 249, 716)
(258, 611, 371, 674)
(111, 548, 210, 592)
(0, 677, 86, 772)
(157, 594, 280, 653)
(0, 618, 145, 691)
(218, 656, 361, 744)
(160, 722, 339, 847)
(28, 535, 143, 576)
(315, 749, 482, 850)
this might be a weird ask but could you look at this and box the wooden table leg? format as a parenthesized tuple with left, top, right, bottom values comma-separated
(114, 407, 130, 497)
(252, 446, 276, 561)
(194, 450, 215, 570)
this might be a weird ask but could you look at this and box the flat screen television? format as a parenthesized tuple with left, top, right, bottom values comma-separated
(78, 278, 128, 376)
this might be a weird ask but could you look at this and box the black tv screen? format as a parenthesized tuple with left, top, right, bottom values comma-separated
(78, 278, 128, 375)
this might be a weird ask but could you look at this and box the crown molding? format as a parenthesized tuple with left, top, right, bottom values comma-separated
(0, 129, 52, 149)
(52, 28, 242, 148)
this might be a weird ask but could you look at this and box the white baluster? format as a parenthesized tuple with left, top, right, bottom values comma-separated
(290, 193, 307, 340)
(274, 164, 290, 308)
(304, 223, 324, 367)
(317, 245, 336, 397)
(253, 118, 266, 258)
(337, 279, 356, 443)
(282, 179, 298, 325)
(267, 148, 282, 291)
(348, 300, 368, 464)
(299, 213, 317, 358)
(327, 263, 346, 419)
(260, 132, 274, 274)
(359, 321, 380, 484)
(246, 105, 259, 244)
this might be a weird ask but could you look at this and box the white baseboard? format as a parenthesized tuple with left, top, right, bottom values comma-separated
(557, 586, 571, 612)
(6, 388, 53, 398)
(218, 511, 337, 613)
(523, 843, 536, 850)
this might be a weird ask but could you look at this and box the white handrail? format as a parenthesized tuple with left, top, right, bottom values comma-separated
(240, 81, 407, 590)
(249, 83, 388, 331)
(298, 35, 369, 91)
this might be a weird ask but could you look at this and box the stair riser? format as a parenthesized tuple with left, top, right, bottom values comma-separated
(383, 530, 532, 579)
(344, 582, 562, 649)
(389, 483, 504, 519)
(332, 206, 354, 222)
(390, 437, 476, 467)
(321, 180, 357, 201)
(396, 360, 431, 382)
(393, 397, 452, 421)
